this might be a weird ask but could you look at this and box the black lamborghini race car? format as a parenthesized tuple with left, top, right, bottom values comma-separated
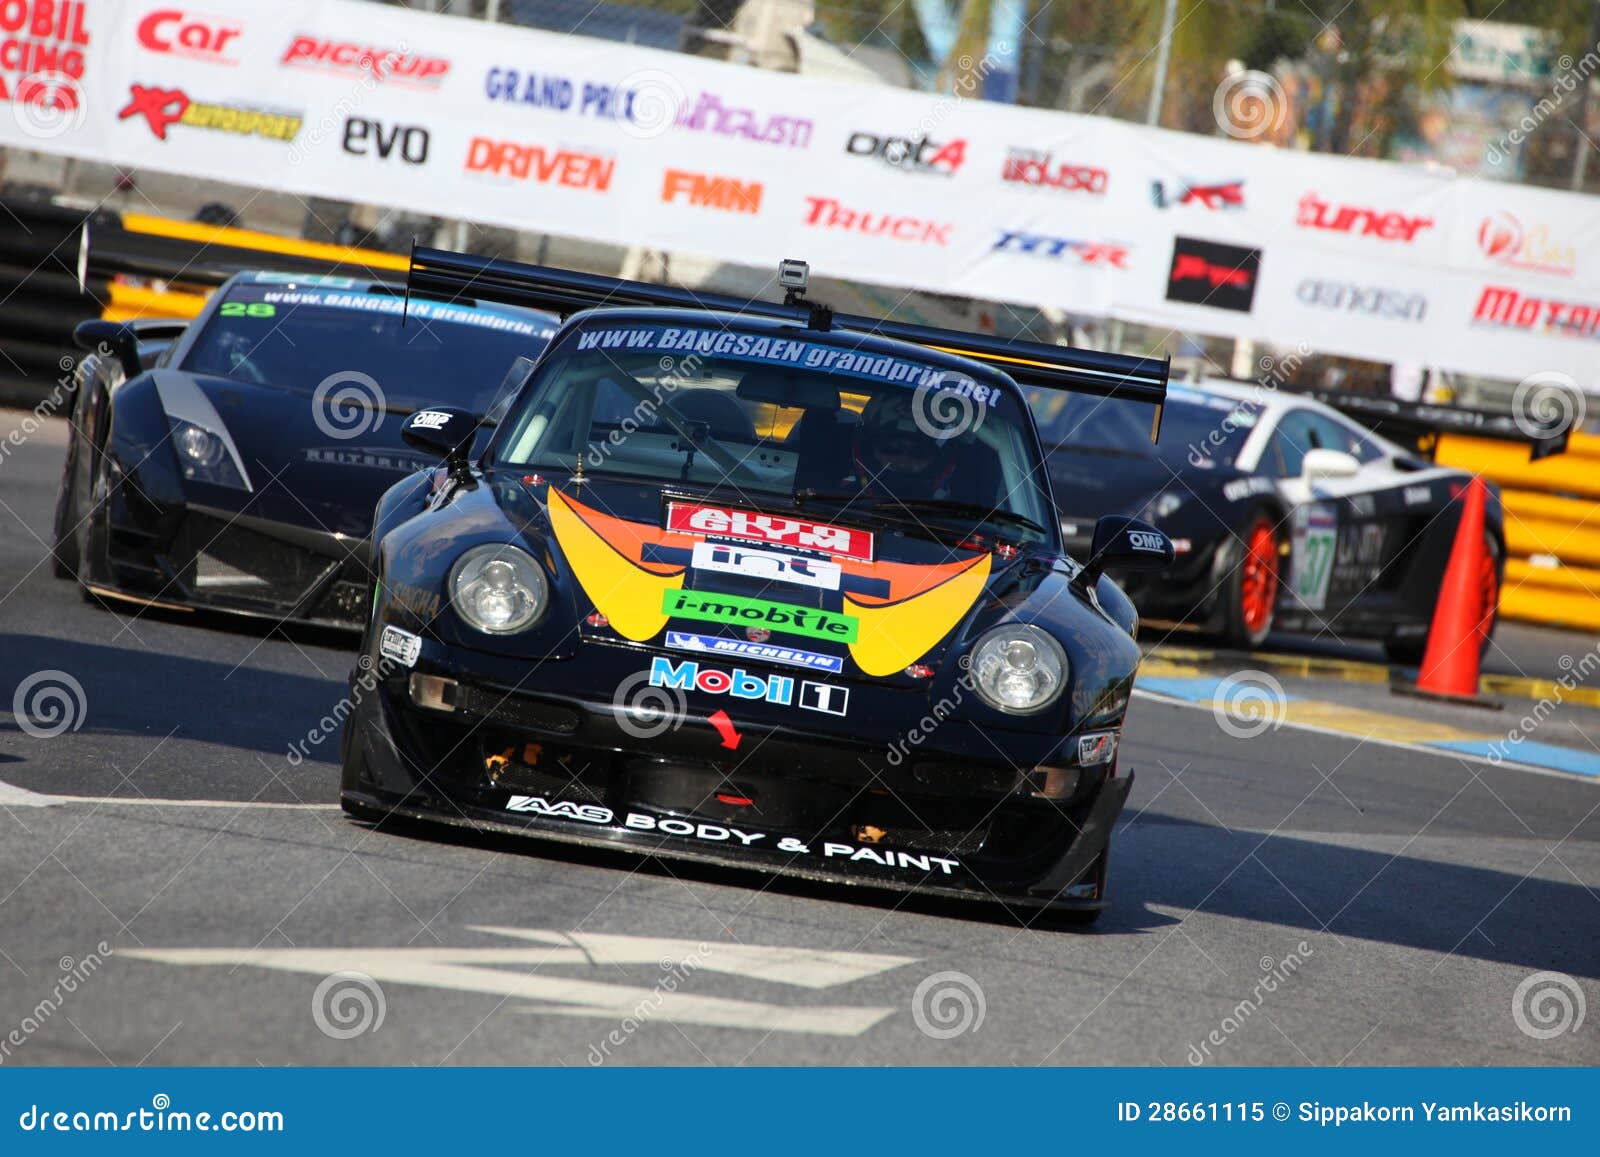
(52, 272, 556, 628)
(1035, 379, 1563, 663)
(338, 249, 1174, 920)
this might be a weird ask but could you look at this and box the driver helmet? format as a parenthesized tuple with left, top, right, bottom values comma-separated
(854, 393, 951, 497)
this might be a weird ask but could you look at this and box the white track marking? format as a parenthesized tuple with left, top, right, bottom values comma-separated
(123, 928, 918, 1036)
(0, 780, 61, 808)
(0, 781, 339, 809)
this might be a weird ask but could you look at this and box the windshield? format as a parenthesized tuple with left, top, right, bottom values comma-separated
(1029, 387, 1258, 468)
(182, 283, 556, 413)
(495, 321, 1055, 542)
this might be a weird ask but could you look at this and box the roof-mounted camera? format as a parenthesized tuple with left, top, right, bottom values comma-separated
(778, 258, 832, 331)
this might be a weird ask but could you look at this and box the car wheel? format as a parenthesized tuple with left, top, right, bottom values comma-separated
(50, 447, 82, 579)
(1218, 514, 1280, 649)
(73, 466, 113, 602)
(1384, 532, 1501, 667)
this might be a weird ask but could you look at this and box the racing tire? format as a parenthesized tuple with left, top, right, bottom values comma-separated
(72, 466, 114, 604)
(1216, 513, 1280, 649)
(1383, 532, 1501, 668)
(338, 694, 392, 826)
(50, 452, 82, 579)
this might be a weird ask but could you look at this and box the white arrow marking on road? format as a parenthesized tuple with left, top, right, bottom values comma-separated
(122, 927, 918, 1036)
(0, 779, 339, 809)
(0, 779, 62, 807)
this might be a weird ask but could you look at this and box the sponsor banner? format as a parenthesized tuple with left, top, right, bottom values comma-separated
(11, 0, 1600, 383)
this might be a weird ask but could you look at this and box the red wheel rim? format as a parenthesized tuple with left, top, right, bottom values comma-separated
(1241, 522, 1277, 635)
(1476, 547, 1498, 642)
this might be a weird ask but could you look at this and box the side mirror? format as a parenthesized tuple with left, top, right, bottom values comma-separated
(402, 406, 479, 474)
(1303, 447, 1360, 481)
(73, 319, 141, 380)
(1080, 515, 1174, 583)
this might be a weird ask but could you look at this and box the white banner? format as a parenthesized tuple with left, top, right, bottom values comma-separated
(4, 0, 1599, 385)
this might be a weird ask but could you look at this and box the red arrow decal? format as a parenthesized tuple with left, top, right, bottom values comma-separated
(708, 709, 741, 750)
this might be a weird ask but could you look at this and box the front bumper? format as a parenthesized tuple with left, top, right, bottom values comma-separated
(97, 503, 370, 629)
(340, 642, 1133, 911)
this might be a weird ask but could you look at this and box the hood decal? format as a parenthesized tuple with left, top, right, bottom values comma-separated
(548, 488, 684, 642)
(843, 553, 990, 677)
(152, 371, 254, 492)
(548, 489, 989, 672)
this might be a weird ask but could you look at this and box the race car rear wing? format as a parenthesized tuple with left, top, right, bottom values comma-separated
(1309, 390, 1571, 462)
(406, 246, 1170, 434)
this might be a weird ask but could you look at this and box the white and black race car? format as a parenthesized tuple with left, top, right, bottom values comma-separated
(1035, 379, 1566, 663)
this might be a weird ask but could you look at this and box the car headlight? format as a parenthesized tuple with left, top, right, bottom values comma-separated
(449, 543, 548, 634)
(969, 624, 1068, 715)
(170, 417, 247, 488)
(1148, 490, 1184, 521)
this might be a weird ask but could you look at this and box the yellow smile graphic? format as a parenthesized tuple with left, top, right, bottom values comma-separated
(548, 489, 991, 675)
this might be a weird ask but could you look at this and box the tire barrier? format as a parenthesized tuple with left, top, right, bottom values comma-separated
(0, 193, 114, 407)
(0, 194, 411, 408)
(1438, 432, 1600, 630)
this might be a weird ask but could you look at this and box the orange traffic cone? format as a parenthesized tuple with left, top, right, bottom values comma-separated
(1401, 476, 1498, 706)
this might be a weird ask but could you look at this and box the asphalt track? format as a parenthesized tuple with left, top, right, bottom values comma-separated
(2, 415, 1597, 1066)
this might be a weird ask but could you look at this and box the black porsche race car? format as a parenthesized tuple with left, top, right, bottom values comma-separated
(338, 249, 1174, 921)
(52, 272, 556, 629)
(1034, 379, 1564, 662)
